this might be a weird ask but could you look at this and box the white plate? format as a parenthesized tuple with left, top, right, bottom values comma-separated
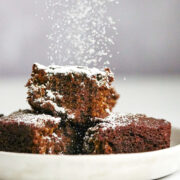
(0, 127, 180, 180)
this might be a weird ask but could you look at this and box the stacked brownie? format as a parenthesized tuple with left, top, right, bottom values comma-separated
(26, 63, 119, 125)
(0, 63, 171, 154)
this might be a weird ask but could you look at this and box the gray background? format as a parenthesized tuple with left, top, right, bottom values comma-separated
(0, 0, 180, 76)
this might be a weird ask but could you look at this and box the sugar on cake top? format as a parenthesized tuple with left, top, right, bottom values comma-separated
(0, 110, 61, 128)
(35, 63, 112, 76)
(90, 113, 170, 131)
(32, 63, 114, 87)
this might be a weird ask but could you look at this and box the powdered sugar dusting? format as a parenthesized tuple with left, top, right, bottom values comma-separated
(94, 113, 168, 131)
(46, 90, 56, 100)
(42, 100, 66, 114)
(35, 63, 112, 78)
(28, 81, 75, 119)
(1, 110, 61, 128)
(99, 113, 144, 131)
(34, 63, 114, 87)
(52, 133, 62, 141)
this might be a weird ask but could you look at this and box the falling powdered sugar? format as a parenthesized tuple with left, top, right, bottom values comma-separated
(36, 0, 119, 67)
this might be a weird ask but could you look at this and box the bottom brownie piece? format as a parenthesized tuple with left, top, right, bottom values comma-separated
(0, 110, 77, 154)
(83, 113, 171, 154)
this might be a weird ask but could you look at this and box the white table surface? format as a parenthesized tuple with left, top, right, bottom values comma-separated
(0, 75, 180, 180)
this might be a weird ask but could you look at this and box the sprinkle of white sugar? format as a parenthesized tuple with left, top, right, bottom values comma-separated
(36, 0, 119, 67)
(52, 133, 62, 141)
(105, 108, 111, 114)
(41, 100, 66, 114)
(43, 136, 51, 141)
(43, 133, 62, 145)
(29, 76, 76, 119)
(87, 113, 143, 132)
(101, 113, 141, 130)
(35, 63, 111, 78)
(46, 90, 56, 100)
(68, 113, 75, 119)
(34, 63, 114, 88)
(48, 147, 53, 154)
(56, 95, 63, 99)
(0, 110, 61, 128)
(41, 100, 78, 119)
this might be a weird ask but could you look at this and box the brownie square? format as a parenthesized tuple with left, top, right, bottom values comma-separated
(83, 113, 171, 154)
(26, 63, 119, 125)
(0, 110, 77, 154)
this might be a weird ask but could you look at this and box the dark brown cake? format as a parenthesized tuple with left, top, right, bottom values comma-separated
(26, 63, 119, 125)
(83, 113, 171, 154)
(0, 110, 78, 154)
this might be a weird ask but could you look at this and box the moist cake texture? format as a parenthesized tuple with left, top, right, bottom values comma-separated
(0, 110, 77, 154)
(26, 63, 119, 125)
(83, 113, 171, 154)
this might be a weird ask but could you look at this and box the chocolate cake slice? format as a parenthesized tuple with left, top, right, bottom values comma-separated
(26, 63, 119, 125)
(83, 113, 171, 154)
(0, 110, 77, 154)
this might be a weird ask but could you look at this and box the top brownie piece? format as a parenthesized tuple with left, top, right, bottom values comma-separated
(26, 63, 119, 125)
